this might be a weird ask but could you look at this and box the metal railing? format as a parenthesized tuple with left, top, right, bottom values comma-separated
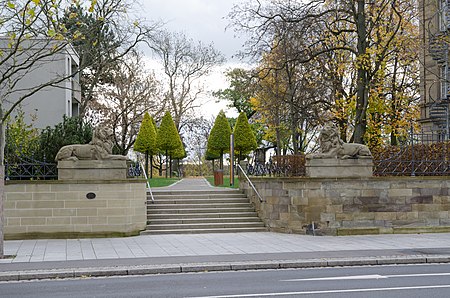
(237, 163, 264, 202)
(140, 161, 154, 203)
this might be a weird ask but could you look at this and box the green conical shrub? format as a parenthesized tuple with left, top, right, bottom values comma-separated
(207, 110, 231, 169)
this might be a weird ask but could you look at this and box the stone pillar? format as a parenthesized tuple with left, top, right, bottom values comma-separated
(306, 158, 373, 178)
(57, 160, 128, 180)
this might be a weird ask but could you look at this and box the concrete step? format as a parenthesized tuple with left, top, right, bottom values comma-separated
(148, 203, 253, 209)
(148, 217, 263, 225)
(151, 190, 243, 196)
(140, 227, 267, 235)
(149, 198, 249, 204)
(147, 207, 256, 214)
(151, 193, 247, 200)
(143, 187, 265, 235)
(148, 212, 259, 219)
(146, 222, 266, 230)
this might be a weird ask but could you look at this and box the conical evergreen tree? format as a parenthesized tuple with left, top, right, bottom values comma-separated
(234, 112, 257, 161)
(156, 111, 182, 178)
(134, 112, 157, 177)
(207, 110, 231, 169)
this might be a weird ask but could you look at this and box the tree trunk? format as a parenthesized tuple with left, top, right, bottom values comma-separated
(353, 0, 369, 144)
(0, 119, 5, 258)
(165, 150, 168, 178)
(150, 155, 153, 179)
(158, 154, 163, 176)
(289, 91, 299, 154)
(219, 149, 224, 169)
(145, 151, 149, 177)
(390, 57, 399, 146)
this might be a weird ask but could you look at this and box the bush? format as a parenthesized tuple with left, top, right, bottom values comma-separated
(37, 116, 93, 162)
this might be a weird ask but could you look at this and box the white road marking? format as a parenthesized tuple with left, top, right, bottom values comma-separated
(187, 284, 450, 298)
(281, 272, 450, 282)
(282, 274, 386, 281)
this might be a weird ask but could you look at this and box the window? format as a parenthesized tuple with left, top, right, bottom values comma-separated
(440, 64, 448, 99)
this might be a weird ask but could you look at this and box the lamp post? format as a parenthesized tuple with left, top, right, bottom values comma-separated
(230, 133, 234, 187)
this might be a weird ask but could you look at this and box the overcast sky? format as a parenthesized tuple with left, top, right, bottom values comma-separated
(139, 0, 247, 118)
(141, 0, 244, 61)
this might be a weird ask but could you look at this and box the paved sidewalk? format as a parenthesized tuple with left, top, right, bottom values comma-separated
(1, 232, 450, 281)
(3, 232, 450, 264)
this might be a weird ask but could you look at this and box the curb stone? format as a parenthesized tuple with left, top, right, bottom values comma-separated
(1, 255, 450, 282)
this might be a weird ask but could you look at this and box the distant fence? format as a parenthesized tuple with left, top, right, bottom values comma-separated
(246, 131, 450, 177)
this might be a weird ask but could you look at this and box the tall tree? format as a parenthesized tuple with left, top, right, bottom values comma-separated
(147, 30, 225, 129)
(134, 112, 157, 178)
(156, 111, 183, 178)
(61, 0, 160, 115)
(207, 110, 232, 170)
(228, 0, 414, 144)
(233, 112, 257, 161)
(213, 68, 258, 119)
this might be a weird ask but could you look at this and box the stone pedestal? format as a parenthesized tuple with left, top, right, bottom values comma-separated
(306, 158, 373, 178)
(57, 160, 128, 180)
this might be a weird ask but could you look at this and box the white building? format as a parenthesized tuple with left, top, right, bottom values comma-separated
(0, 38, 81, 129)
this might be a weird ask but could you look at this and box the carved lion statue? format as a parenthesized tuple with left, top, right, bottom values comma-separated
(308, 122, 372, 159)
(55, 126, 128, 161)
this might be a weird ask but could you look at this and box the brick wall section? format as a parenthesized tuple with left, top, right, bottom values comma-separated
(240, 177, 450, 235)
(4, 180, 146, 239)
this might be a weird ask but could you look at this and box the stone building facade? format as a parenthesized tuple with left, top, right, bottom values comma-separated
(420, 0, 450, 134)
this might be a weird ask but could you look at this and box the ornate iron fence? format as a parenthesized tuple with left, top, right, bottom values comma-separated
(246, 154, 306, 177)
(5, 156, 57, 180)
(373, 131, 450, 176)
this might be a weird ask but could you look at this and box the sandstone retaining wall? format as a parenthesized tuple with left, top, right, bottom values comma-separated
(4, 180, 146, 239)
(240, 177, 450, 235)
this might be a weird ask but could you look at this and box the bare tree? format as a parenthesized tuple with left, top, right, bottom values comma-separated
(95, 50, 164, 155)
(147, 30, 225, 130)
(181, 116, 214, 176)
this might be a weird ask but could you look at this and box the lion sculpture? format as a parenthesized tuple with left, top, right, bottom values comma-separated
(309, 122, 372, 159)
(55, 126, 128, 161)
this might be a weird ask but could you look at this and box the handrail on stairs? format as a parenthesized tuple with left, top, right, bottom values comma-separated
(140, 161, 154, 203)
(236, 163, 264, 203)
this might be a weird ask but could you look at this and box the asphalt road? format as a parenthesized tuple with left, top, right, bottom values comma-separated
(1, 264, 450, 298)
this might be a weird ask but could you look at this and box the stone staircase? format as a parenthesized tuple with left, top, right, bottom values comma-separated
(141, 189, 266, 235)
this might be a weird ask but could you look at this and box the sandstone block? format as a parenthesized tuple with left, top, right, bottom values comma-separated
(306, 158, 373, 178)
